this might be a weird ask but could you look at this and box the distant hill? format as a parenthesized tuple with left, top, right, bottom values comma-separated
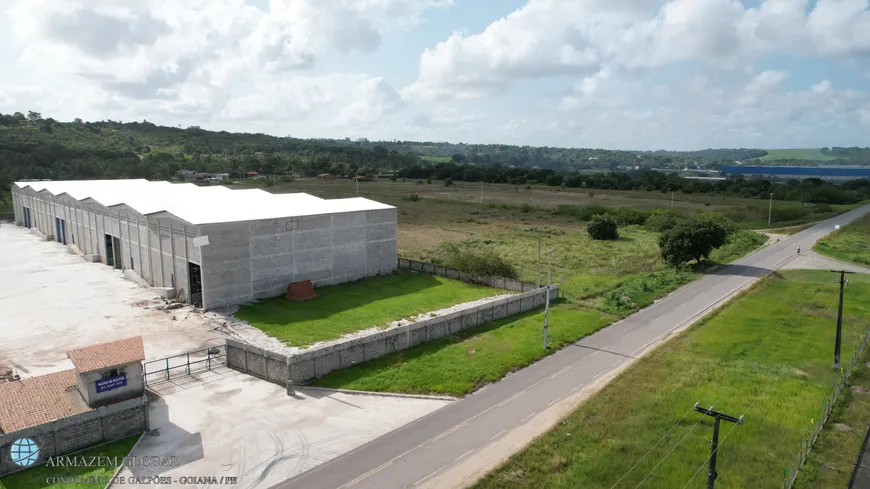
(758, 149, 839, 162)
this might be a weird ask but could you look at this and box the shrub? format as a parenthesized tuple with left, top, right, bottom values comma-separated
(439, 244, 518, 278)
(417, 180, 424, 185)
(279, 175, 295, 183)
(659, 220, 728, 266)
(519, 202, 534, 213)
(402, 194, 421, 202)
(427, 179, 432, 184)
(612, 207, 649, 226)
(588, 192, 595, 197)
(696, 211, 737, 234)
(645, 209, 682, 232)
(444, 178, 454, 187)
(588, 214, 619, 240)
(389, 176, 397, 182)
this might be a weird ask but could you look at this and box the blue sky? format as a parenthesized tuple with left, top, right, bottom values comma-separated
(2, 0, 869, 150)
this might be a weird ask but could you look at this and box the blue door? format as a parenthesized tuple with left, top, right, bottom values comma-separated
(61, 220, 67, 245)
(55, 218, 62, 242)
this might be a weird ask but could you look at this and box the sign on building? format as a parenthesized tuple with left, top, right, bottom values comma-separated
(96, 374, 127, 393)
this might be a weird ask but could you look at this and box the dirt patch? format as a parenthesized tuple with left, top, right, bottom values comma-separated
(398, 224, 474, 251)
(834, 423, 855, 433)
(852, 385, 870, 394)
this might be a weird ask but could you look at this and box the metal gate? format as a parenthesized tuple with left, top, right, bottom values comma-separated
(143, 345, 226, 386)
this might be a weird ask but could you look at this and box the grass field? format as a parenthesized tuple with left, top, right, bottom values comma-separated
(314, 302, 614, 396)
(420, 155, 452, 163)
(234, 271, 499, 347)
(472, 271, 870, 489)
(815, 213, 870, 267)
(759, 148, 838, 162)
(795, 352, 870, 489)
(0, 435, 140, 489)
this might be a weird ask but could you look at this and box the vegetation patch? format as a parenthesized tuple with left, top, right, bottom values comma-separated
(313, 302, 613, 396)
(0, 435, 140, 489)
(235, 271, 499, 347)
(473, 271, 870, 489)
(815, 213, 870, 267)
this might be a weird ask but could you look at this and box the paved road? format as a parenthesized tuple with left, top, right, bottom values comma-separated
(272, 205, 870, 489)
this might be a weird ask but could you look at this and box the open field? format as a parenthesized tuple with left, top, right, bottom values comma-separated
(471, 271, 870, 489)
(815, 213, 870, 267)
(314, 302, 614, 396)
(420, 155, 452, 162)
(234, 271, 499, 347)
(0, 435, 139, 489)
(759, 148, 838, 162)
(795, 351, 870, 489)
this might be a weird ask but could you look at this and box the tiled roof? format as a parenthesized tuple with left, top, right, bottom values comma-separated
(0, 370, 88, 434)
(67, 336, 146, 374)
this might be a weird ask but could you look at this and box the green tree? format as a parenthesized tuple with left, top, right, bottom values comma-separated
(444, 178, 454, 187)
(659, 220, 728, 266)
(588, 214, 619, 240)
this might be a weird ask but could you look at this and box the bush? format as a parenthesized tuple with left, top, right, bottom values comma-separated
(659, 219, 728, 266)
(389, 176, 398, 182)
(588, 214, 619, 240)
(645, 209, 682, 232)
(519, 202, 534, 213)
(612, 207, 649, 226)
(444, 178, 454, 187)
(427, 179, 432, 184)
(402, 194, 421, 202)
(696, 211, 737, 234)
(417, 180, 424, 185)
(279, 175, 295, 183)
(439, 244, 518, 279)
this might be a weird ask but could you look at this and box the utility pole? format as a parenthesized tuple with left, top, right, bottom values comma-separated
(543, 247, 554, 350)
(536, 232, 542, 288)
(831, 269, 855, 369)
(767, 192, 773, 226)
(693, 402, 744, 489)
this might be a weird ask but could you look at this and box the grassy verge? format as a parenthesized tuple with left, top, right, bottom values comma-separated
(313, 302, 614, 396)
(795, 351, 870, 488)
(234, 271, 499, 347)
(815, 213, 870, 267)
(0, 435, 140, 489)
(472, 271, 870, 489)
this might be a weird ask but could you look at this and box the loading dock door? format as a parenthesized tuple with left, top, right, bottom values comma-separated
(189, 262, 203, 307)
(60, 219, 67, 245)
(55, 218, 62, 243)
(105, 234, 116, 268)
(112, 236, 122, 269)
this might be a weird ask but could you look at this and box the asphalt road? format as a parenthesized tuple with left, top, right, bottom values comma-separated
(271, 205, 870, 489)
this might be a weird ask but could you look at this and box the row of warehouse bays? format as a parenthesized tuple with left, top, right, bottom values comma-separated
(10, 180, 398, 310)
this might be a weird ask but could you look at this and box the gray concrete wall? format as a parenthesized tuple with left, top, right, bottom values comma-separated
(0, 395, 147, 477)
(398, 258, 541, 292)
(224, 285, 558, 386)
(200, 208, 397, 310)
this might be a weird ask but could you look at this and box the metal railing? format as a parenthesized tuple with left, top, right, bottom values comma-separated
(143, 345, 226, 386)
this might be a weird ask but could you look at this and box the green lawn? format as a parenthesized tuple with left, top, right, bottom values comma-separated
(0, 435, 140, 489)
(420, 156, 453, 163)
(795, 350, 870, 489)
(314, 302, 614, 396)
(815, 213, 870, 267)
(234, 271, 500, 347)
(472, 271, 870, 489)
(760, 148, 838, 162)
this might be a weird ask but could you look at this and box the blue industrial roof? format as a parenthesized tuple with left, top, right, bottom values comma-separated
(721, 166, 870, 178)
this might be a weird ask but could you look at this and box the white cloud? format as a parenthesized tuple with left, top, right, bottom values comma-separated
(405, 0, 870, 101)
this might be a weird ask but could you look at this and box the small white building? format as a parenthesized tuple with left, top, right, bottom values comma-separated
(10, 180, 397, 310)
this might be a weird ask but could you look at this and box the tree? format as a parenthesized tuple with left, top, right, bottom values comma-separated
(658, 220, 728, 266)
(444, 178, 454, 187)
(27, 111, 42, 122)
(373, 145, 388, 159)
(588, 214, 619, 240)
(451, 153, 464, 163)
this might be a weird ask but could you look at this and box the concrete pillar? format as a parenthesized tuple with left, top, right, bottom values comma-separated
(157, 219, 165, 286)
(183, 225, 190, 301)
(126, 211, 132, 270)
(102, 209, 107, 261)
(168, 222, 176, 288)
(87, 205, 95, 256)
(146, 217, 154, 286)
(137, 216, 143, 278)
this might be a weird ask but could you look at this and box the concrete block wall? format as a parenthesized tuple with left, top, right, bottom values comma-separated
(398, 258, 540, 292)
(223, 285, 558, 386)
(200, 208, 397, 310)
(0, 395, 147, 477)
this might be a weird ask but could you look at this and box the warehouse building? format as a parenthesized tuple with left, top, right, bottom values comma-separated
(720, 165, 870, 181)
(10, 180, 397, 310)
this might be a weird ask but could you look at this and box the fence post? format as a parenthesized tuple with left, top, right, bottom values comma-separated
(187, 353, 191, 375)
(166, 358, 169, 381)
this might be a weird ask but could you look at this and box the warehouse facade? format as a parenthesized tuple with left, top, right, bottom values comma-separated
(10, 180, 397, 310)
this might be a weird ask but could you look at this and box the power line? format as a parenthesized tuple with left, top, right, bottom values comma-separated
(620, 286, 826, 488)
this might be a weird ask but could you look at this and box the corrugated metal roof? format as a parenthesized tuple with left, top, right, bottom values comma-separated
(14, 179, 395, 225)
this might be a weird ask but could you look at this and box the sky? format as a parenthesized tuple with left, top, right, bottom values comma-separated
(1, 0, 870, 151)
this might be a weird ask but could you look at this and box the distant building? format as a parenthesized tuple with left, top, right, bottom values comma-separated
(720, 165, 870, 181)
(352, 176, 374, 182)
(318, 173, 337, 180)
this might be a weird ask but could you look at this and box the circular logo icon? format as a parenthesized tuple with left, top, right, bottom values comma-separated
(11, 438, 39, 467)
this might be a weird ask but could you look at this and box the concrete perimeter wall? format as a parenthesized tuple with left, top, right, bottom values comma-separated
(398, 258, 541, 292)
(225, 285, 558, 386)
(0, 395, 148, 477)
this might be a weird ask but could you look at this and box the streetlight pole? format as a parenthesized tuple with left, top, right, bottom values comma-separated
(536, 232, 542, 288)
(767, 192, 773, 226)
(543, 247, 554, 350)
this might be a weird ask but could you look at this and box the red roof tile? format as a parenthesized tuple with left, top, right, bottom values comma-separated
(0, 370, 88, 433)
(67, 336, 145, 374)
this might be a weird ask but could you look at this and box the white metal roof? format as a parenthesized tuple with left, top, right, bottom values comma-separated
(14, 179, 394, 225)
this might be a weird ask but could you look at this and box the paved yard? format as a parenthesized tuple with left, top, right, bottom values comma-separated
(119, 367, 451, 488)
(0, 226, 225, 378)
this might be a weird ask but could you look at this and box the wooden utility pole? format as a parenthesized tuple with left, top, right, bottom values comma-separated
(693, 402, 743, 489)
